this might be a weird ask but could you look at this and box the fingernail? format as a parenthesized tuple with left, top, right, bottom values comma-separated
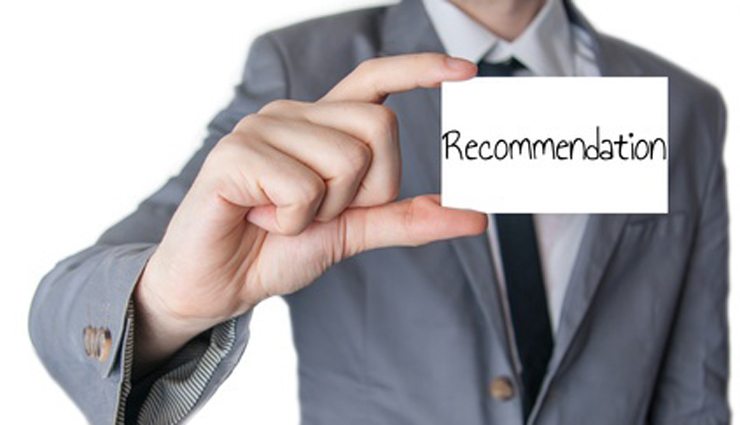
(445, 56, 474, 71)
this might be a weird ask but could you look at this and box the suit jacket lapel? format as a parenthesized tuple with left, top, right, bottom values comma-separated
(548, 0, 645, 368)
(530, 2, 646, 421)
(549, 216, 629, 368)
(380, 0, 515, 358)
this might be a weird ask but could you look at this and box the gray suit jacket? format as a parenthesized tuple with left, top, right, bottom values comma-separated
(29, 0, 730, 424)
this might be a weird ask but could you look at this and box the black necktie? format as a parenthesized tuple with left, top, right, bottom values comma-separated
(477, 59, 554, 417)
(477, 57, 525, 77)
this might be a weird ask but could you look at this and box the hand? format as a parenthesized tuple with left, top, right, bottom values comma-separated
(134, 53, 486, 368)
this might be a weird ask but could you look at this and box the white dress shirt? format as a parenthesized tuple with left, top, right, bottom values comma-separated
(422, 0, 599, 333)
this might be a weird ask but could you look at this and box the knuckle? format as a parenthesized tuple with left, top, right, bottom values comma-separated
(338, 139, 372, 176)
(216, 132, 244, 149)
(369, 179, 399, 205)
(374, 105, 398, 131)
(371, 170, 401, 205)
(259, 99, 298, 116)
(216, 131, 260, 157)
(206, 131, 264, 177)
(205, 135, 238, 167)
(278, 175, 325, 235)
(234, 113, 264, 132)
(381, 181, 400, 203)
(369, 105, 398, 142)
(295, 174, 326, 206)
(358, 177, 399, 207)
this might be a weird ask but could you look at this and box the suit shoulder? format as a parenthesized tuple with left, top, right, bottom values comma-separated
(247, 6, 389, 99)
(599, 33, 727, 208)
(259, 6, 387, 59)
(600, 33, 726, 151)
(599, 33, 724, 106)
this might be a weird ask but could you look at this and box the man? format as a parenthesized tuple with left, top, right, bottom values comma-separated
(29, 0, 729, 423)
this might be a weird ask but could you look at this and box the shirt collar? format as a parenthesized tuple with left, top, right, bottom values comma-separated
(421, 0, 576, 76)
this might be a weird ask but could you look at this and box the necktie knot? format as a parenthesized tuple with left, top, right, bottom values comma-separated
(477, 57, 526, 77)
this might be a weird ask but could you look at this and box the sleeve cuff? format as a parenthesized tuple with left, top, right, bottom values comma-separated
(116, 302, 241, 425)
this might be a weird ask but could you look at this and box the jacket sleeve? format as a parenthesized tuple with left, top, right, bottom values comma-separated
(648, 91, 730, 424)
(28, 33, 288, 425)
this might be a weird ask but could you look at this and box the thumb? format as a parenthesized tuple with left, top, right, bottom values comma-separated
(340, 194, 487, 257)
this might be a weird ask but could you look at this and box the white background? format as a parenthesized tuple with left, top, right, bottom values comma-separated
(0, 1, 737, 423)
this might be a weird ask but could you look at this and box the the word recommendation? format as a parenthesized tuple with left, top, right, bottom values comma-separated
(443, 127, 667, 161)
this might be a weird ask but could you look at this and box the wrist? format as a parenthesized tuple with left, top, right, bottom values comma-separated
(132, 259, 214, 370)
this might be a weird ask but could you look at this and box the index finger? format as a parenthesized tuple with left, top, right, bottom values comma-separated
(321, 53, 477, 104)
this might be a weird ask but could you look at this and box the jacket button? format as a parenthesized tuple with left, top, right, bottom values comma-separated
(95, 328, 113, 362)
(82, 326, 112, 362)
(83, 326, 96, 357)
(490, 376, 515, 401)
